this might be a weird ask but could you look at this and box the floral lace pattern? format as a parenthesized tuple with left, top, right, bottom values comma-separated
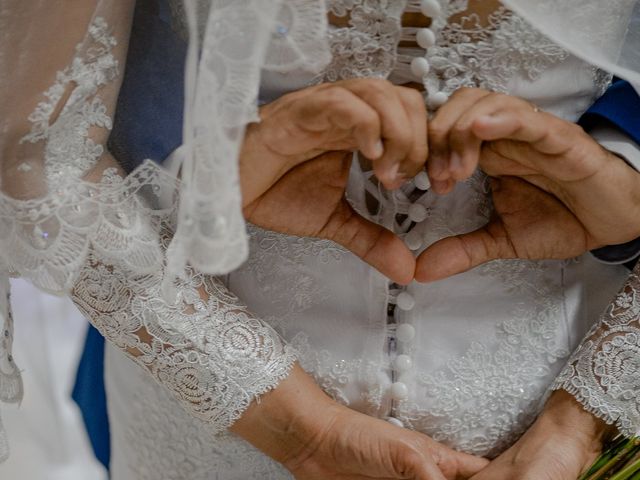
(0, 8, 307, 462)
(0, 162, 175, 295)
(73, 228, 297, 433)
(401, 260, 570, 458)
(424, 6, 570, 95)
(112, 352, 291, 480)
(168, 0, 331, 285)
(554, 263, 640, 437)
(19, 17, 118, 187)
(318, 0, 407, 82)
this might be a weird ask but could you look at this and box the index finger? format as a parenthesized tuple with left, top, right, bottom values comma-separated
(471, 107, 587, 157)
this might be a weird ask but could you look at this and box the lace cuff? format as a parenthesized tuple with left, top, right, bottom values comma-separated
(553, 263, 640, 437)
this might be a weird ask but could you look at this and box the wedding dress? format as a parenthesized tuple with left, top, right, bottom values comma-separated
(1, 0, 640, 478)
(101, 1, 638, 479)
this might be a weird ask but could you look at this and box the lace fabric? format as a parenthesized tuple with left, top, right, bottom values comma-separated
(553, 262, 640, 437)
(501, 0, 640, 87)
(0, 276, 22, 462)
(321, 0, 639, 441)
(318, 0, 407, 82)
(168, 0, 330, 287)
(73, 230, 297, 434)
(1, 0, 639, 470)
(423, 6, 571, 95)
(0, 0, 327, 462)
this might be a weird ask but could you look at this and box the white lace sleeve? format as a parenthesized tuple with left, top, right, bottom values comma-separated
(0, 0, 298, 460)
(73, 235, 297, 432)
(553, 263, 640, 437)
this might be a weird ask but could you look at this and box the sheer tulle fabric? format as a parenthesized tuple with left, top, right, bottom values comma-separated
(502, 0, 640, 91)
(0, 0, 327, 461)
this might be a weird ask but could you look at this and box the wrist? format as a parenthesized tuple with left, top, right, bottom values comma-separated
(229, 364, 338, 467)
(537, 390, 616, 452)
(560, 148, 640, 246)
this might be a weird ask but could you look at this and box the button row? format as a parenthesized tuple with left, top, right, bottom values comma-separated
(386, 0, 445, 420)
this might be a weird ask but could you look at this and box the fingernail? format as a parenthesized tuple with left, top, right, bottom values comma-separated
(384, 163, 400, 184)
(372, 140, 384, 158)
(430, 153, 444, 179)
(476, 114, 501, 126)
(450, 152, 462, 173)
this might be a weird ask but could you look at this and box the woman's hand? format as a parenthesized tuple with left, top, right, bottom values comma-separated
(415, 87, 640, 282)
(240, 78, 428, 206)
(232, 365, 489, 480)
(470, 390, 614, 480)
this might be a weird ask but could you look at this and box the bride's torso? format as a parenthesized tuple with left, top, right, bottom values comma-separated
(107, 1, 629, 478)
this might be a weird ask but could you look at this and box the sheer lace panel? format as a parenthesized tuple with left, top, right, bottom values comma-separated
(72, 228, 297, 433)
(423, 2, 572, 95)
(319, 0, 408, 82)
(554, 263, 640, 437)
(167, 0, 330, 287)
(0, 2, 300, 460)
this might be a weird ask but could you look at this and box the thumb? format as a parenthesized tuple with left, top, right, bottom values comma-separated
(412, 447, 488, 480)
(412, 457, 449, 480)
(414, 219, 516, 283)
(446, 449, 490, 479)
(326, 203, 416, 285)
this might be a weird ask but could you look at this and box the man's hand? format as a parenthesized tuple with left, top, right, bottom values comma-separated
(469, 390, 614, 480)
(232, 365, 489, 480)
(415, 175, 598, 282)
(244, 151, 416, 285)
(240, 78, 428, 206)
(415, 88, 640, 282)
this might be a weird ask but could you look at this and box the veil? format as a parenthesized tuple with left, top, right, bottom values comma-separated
(502, 0, 640, 93)
(0, 0, 328, 461)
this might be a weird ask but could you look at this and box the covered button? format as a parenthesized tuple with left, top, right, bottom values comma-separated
(414, 171, 431, 190)
(396, 323, 416, 342)
(393, 354, 413, 372)
(410, 57, 430, 78)
(396, 292, 416, 311)
(408, 203, 428, 223)
(421, 0, 442, 18)
(417, 28, 436, 49)
(390, 382, 409, 400)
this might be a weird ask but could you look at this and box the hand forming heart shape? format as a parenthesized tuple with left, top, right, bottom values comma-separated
(245, 87, 640, 285)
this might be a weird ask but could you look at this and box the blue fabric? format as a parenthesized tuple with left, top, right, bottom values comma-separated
(72, 0, 186, 471)
(580, 80, 640, 146)
(72, 325, 110, 469)
(581, 81, 640, 267)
